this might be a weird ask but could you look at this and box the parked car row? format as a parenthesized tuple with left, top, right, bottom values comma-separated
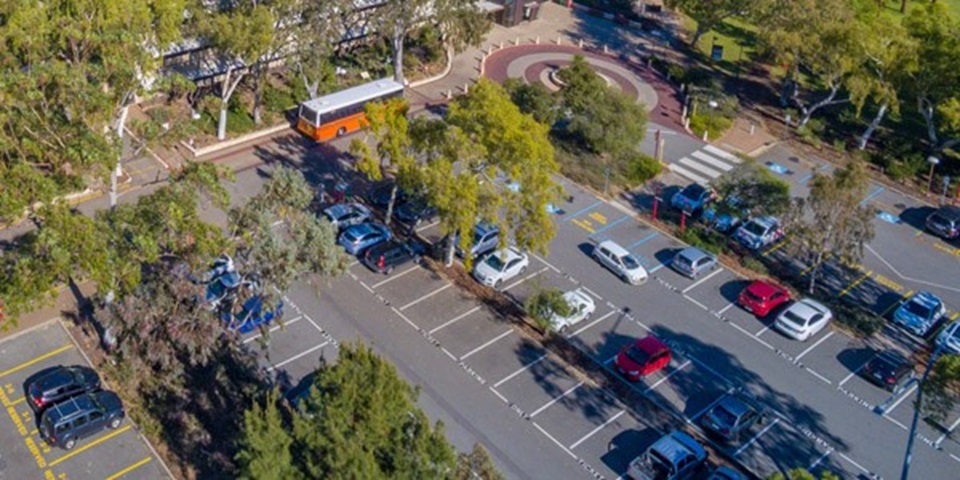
(25, 365, 125, 451)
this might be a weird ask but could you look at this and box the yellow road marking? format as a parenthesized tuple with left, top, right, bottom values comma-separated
(915, 230, 923, 237)
(951, 311, 960, 321)
(105, 456, 152, 480)
(799, 260, 822, 276)
(48, 425, 131, 467)
(588, 212, 607, 224)
(880, 290, 912, 318)
(762, 238, 789, 257)
(7, 395, 25, 406)
(839, 271, 872, 297)
(0, 344, 73, 379)
(572, 218, 595, 234)
(872, 273, 904, 293)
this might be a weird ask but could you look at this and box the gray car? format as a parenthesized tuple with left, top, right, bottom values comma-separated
(700, 390, 765, 442)
(456, 222, 500, 259)
(671, 247, 718, 278)
(323, 203, 371, 231)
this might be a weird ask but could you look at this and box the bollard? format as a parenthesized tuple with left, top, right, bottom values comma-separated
(603, 44, 609, 54)
(652, 197, 659, 219)
(557, 35, 562, 45)
(680, 211, 687, 232)
(702, 130, 709, 142)
(478, 57, 484, 75)
(516, 36, 520, 46)
(579, 39, 584, 49)
(681, 105, 688, 121)
(535, 35, 540, 44)
(750, 123, 756, 135)
(499, 41, 504, 49)
(464, 83, 469, 94)
(657, 138, 665, 162)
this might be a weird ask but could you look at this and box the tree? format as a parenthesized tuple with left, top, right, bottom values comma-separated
(666, 0, 760, 47)
(413, 79, 561, 266)
(766, 468, 840, 480)
(377, 0, 489, 84)
(293, 0, 351, 99)
(785, 158, 875, 294)
(525, 288, 572, 332)
(289, 342, 459, 478)
(503, 78, 560, 127)
(920, 353, 960, 423)
(903, 3, 960, 153)
(454, 444, 504, 480)
(350, 98, 419, 225)
(236, 390, 300, 480)
(712, 160, 791, 219)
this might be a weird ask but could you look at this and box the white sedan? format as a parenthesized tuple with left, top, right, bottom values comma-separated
(472, 247, 529, 289)
(773, 298, 832, 341)
(549, 289, 596, 333)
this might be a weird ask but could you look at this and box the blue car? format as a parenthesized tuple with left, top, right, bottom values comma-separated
(671, 183, 715, 214)
(702, 196, 744, 233)
(222, 296, 283, 334)
(893, 291, 946, 337)
(338, 222, 392, 256)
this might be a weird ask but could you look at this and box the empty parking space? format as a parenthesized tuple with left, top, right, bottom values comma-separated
(532, 384, 624, 446)
(430, 307, 513, 361)
(400, 285, 484, 333)
(581, 414, 658, 479)
(795, 334, 872, 386)
(731, 418, 828, 476)
(251, 317, 331, 380)
(502, 266, 573, 307)
(491, 354, 584, 418)
(373, 267, 450, 308)
(0, 321, 167, 480)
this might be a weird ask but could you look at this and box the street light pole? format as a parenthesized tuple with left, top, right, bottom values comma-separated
(901, 341, 945, 480)
(926, 156, 940, 194)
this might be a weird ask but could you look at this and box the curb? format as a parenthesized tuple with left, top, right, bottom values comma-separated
(182, 122, 292, 159)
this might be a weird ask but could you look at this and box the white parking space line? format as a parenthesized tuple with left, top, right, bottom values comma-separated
(348, 259, 359, 268)
(416, 220, 440, 232)
(717, 302, 736, 315)
(805, 368, 833, 385)
(459, 329, 514, 361)
(580, 285, 603, 301)
(429, 306, 482, 334)
(686, 394, 728, 425)
(754, 326, 769, 337)
(884, 383, 918, 415)
(682, 269, 725, 294)
(532, 253, 561, 274)
(733, 418, 780, 456)
(503, 267, 548, 291)
(242, 316, 304, 344)
(370, 265, 421, 288)
(569, 410, 626, 450)
(391, 306, 422, 330)
(808, 448, 833, 470)
(493, 354, 549, 388)
(884, 415, 909, 430)
(729, 321, 775, 350)
(683, 294, 710, 311)
(839, 355, 876, 387)
(649, 260, 672, 273)
(838, 452, 871, 474)
(267, 341, 329, 372)
(532, 421, 577, 459)
(795, 331, 835, 361)
(399, 283, 454, 311)
(489, 386, 510, 403)
(644, 360, 691, 393)
(530, 381, 584, 418)
(604, 354, 618, 365)
(568, 310, 618, 337)
(935, 416, 960, 447)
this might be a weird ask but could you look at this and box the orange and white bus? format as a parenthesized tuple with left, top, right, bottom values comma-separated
(296, 77, 404, 141)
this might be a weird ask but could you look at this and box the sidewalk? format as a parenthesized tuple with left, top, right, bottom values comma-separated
(715, 115, 778, 157)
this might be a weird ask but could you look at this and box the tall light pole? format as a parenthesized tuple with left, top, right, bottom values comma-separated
(926, 156, 940, 194)
(901, 341, 945, 480)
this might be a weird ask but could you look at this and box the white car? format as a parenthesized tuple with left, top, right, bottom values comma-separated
(472, 247, 529, 289)
(773, 298, 832, 341)
(593, 240, 648, 285)
(937, 321, 960, 355)
(549, 289, 596, 333)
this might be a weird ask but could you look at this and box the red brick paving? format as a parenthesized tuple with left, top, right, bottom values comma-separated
(482, 44, 688, 134)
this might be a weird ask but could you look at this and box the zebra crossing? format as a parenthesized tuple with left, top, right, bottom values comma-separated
(667, 144, 742, 185)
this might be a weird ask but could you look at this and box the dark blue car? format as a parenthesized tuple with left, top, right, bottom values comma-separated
(222, 296, 283, 334)
(671, 183, 715, 214)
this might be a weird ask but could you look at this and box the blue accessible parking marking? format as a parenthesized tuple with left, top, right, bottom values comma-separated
(563, 201, 602, 222)
(860, 186, 885, 206)
(589, 216, 632, 242)
(766, 162, 791, 175)
(877, 211, 901, 224)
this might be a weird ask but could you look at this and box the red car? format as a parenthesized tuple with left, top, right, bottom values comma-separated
(615, 336, 672, 381)
(738, 280, 792, 318)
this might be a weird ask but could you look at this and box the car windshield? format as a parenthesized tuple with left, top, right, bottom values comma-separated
(473, 230, 488, 245)
(484, 254, 506, 271)
(905, 300, 935, 319)
(743, 221, 767, 236)
(343, 230, 361, 243)
(675, 255, 692, 268)
(712, 404, 739, 427)
(644, 450, 674, 480)
(930, 213, 950, 225)
(626, 344, 651, 365)
(622, 255, 641, 270)
(743, 289, 763, 302)
(683, 184, 706, 199)
(782, 310, 809, 327)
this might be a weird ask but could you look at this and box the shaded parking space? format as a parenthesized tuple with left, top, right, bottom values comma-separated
(0, 321, 167, 480)
(243, 315, 333, 383)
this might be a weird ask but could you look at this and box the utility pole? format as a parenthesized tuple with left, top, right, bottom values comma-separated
(901, 342, 944, 480)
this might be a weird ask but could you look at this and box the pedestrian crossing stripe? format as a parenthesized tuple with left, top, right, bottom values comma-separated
(667, 145, 740, 185)
(668, 163, 711, 185)
(691, 151, 735, 171)
(679, 157, 722, 177)
(703, 145, 742, 163)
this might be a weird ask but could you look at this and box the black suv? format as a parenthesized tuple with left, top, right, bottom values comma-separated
(926, 205, 960, 240)
(362, 239, 424, 274)
(25, 365, 101, 413)
(40, 391, 125, 450)
(861, 350, 915, 392)
(392, 198, 437, 234)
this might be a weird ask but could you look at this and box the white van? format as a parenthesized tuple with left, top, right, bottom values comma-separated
(593, 240, 648, 285)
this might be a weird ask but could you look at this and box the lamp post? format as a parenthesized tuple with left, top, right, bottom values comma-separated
(926, 156, 940, 194)
(901, 341, 945, 480)
(942, 176, 952, 206)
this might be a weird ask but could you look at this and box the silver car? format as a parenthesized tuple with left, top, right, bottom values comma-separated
(671, 247, 717, 278)
(323, 203, 372, 230)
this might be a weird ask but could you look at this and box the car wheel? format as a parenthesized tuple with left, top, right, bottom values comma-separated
(494, 279, 502, 289)
(519, 266, 527, 275)
(384, 266, 394, 275)
(64, 438, 76, 450)
(109, 417, 123, 429)
(336, 126, 347, 137)
(560, 325, 569, 334)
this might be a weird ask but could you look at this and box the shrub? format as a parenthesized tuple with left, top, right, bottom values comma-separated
(690, 113, 733, 140)
(740, 256, 769, 276)
(624, 152, 662, 186)
(262, 83, 297, 116)
(796, 118, 825, 147)
(677, 225, 728, 255)
(525, 288, 572, 332)
(829, 300, 883, 338)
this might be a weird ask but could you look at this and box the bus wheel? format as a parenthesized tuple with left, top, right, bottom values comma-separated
(336, 127, 347, 137)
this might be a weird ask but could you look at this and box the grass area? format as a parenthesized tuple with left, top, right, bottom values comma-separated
(681, 16, 760, 77)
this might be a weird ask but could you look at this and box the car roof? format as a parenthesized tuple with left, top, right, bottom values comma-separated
(597, 240, 631, 257)
(682, 183, 707, 196)
(747, 281, 781, 298)
(45, 394, 96, 421)
(747, 216, 779, 228)
(678, 247, 712, 262)
(636, 336, 669, 355)
(475, 222, 498, 235)
(367, 239, 404, 254)
(789, 299, 829, 319)
(492, 246, 523, 261)
(651, 431, 705, 465)
(874, 350, 909, 367)
(717, 394, 754, 417)
(909, 291, 942, 309)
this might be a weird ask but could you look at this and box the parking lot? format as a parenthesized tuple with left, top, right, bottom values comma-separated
(0, 321, 168, 480)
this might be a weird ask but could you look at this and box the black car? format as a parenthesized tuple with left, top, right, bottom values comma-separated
(362, 239, 424, 274)
(368, 183, 409, 210)
(861, 350, 915, 392)
(39, 390, 125, 450)
(25, 365, 101, 413)
(700, 390, 765, 442)
(392, 198, 437, 234)
(926, 205, 960, 240)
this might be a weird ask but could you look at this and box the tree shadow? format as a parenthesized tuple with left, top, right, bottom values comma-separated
(601, 426, 663, 476)
(899, 206, 936, 232)
(837, 347, 876, 374)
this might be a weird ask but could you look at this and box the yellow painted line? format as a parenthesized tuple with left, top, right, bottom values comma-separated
(48, 425, 131, 467)
(799, 260, 822, 277)
(762, 238, 789, 257)
(915, 230, 924, 237)
(839, 271, 872, 297)
(7, 396, 25, 406)
(588, 212, 607, 224)
(105, 456, 152, 480)
(0, 344, 73, 379)
(572, 218, 595, 234)
(951, 311, 960, 321)
(880, 290, 912, 318)
(29, 428, 38, 436)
